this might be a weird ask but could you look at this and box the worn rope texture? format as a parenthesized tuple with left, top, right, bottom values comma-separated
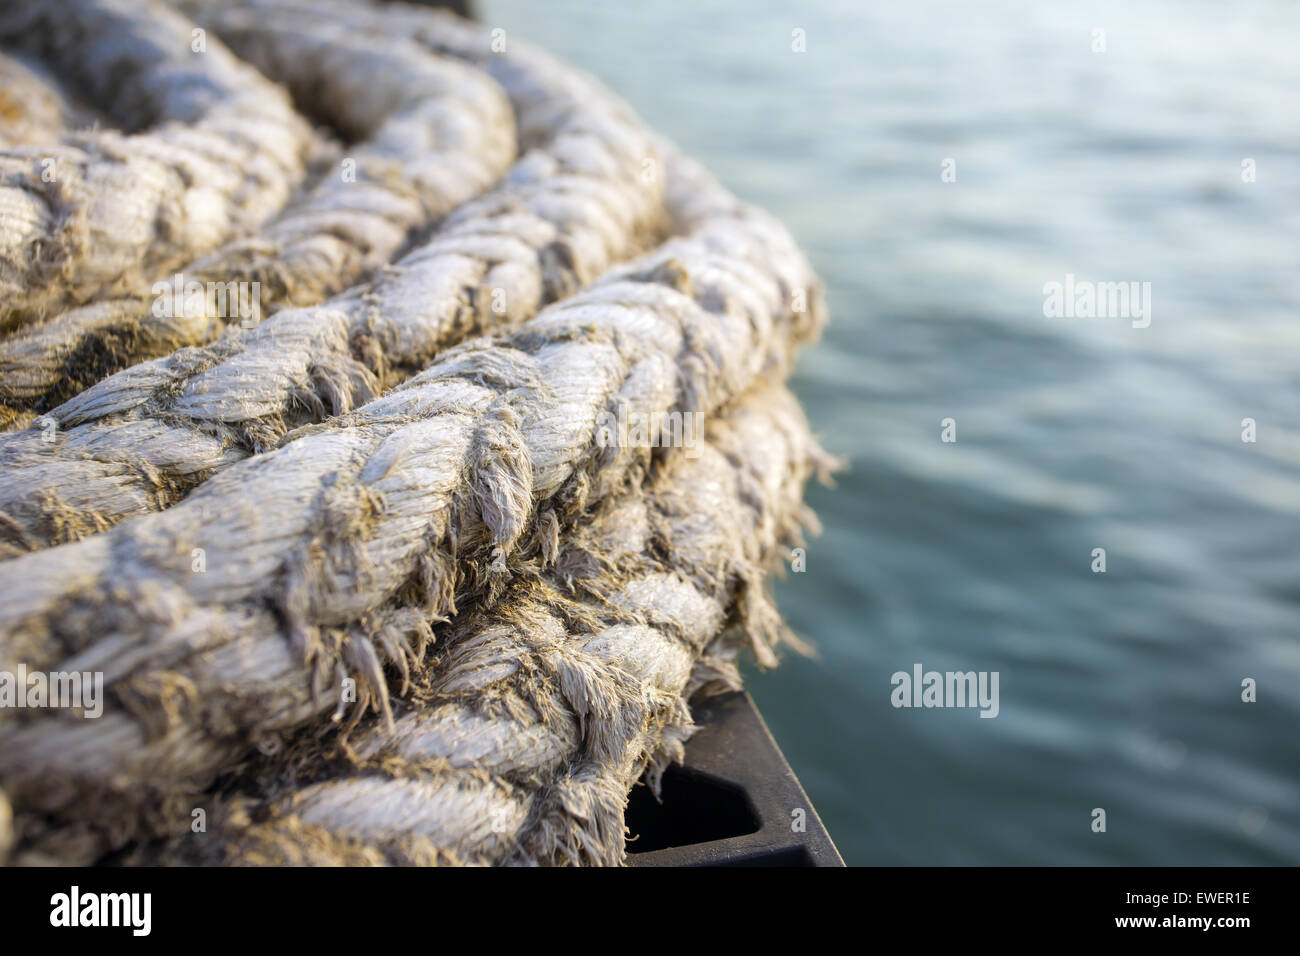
(0, 0, 317, 332)
(0, 0, 831, 867)
(128, 385, 829, 867)
(0, 3, 669, 551)
(0, 142, 823, 858)
(0, 17, 517, 419)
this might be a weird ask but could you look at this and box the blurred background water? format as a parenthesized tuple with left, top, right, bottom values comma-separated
(482, 0, 1300, 864)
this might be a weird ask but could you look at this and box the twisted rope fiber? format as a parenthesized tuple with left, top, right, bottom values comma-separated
(0, 141, 824, 859)
(138, 384, 831, 867)
(0, 16, 517, 419)
(0, 0, 317, 332)
(0, 0, 832, 867)
(0, 5, 670, 553)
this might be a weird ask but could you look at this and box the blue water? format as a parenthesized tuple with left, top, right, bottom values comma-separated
(483, 0, 1300, 864)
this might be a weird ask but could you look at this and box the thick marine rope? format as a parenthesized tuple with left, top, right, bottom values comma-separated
(0, 0, 316, 330)
(96, 385, 827, 867)
(0, 6, 670, 551)
(0, 0, 832, 869)
(0, 20, 517, 419)
(0, 145, 823, 859)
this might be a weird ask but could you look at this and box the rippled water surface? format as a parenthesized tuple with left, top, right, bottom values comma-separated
(484, 0, 1300, 864)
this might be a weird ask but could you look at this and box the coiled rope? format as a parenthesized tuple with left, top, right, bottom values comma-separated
(0, 0, 833, 866)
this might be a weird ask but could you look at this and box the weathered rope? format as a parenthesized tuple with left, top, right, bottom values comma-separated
(0, 4, 669, 552)
(0, 145, 822, 859)
(0, 0, 832, 868)
(0, 0, 316, 330)
(0, 18, 516, 419)
(127, 385, 829, 867)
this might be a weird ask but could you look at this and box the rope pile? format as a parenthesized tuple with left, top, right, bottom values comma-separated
(0, 0, 833, 866)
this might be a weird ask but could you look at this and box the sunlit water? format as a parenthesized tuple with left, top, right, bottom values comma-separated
(484, 0, 1300, 864)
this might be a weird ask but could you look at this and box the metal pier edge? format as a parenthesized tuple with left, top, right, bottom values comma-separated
(624, 691, 844, 867)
